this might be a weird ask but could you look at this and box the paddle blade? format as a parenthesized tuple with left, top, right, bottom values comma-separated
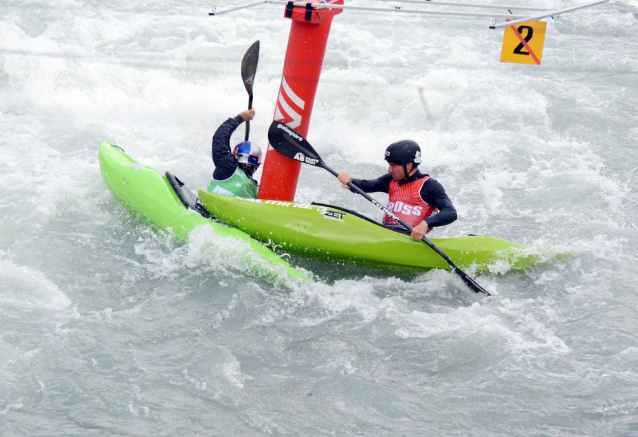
(267, 121, 324, 167)
(454, 268, 491, 296)
(241, 40, 260, 96)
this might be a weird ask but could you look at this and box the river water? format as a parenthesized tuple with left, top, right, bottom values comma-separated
(1, 0, 637, 435)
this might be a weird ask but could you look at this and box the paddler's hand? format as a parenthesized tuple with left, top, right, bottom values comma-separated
(411, 220, 432, 241)
(240, 109, 256, 121)
(337, 172, 353, 189)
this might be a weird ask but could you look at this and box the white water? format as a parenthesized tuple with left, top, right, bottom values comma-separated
(1, 0, 637, 435)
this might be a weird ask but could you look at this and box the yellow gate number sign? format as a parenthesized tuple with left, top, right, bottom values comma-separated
(501, 21, 547, 65)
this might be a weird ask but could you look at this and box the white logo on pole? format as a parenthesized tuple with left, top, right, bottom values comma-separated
(274, 77, 305, 129)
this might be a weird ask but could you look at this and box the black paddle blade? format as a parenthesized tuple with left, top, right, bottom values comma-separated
(268, 121, 324, 167)
(422, 237, 490, 296)
(241, 40, 260, 96)
(454, 268, 491, 296)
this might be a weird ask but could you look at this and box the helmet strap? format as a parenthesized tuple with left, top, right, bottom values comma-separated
(239, 163, 256, 177)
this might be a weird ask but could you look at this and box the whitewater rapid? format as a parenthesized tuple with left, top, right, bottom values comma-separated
(1, 0, 637, 435)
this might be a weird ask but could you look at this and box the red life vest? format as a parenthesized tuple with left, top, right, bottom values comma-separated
(383, 176, 438, 227)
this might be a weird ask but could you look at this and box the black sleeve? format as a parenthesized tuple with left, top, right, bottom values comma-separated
(350, 174, 393, 194)
(420, 178, 457, 228)
(212, 114, 244, 181)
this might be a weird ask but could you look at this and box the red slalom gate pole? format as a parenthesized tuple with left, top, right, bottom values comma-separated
(257, 0, 343, 201)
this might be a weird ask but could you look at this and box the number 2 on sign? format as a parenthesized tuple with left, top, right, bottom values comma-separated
(513, 26, 533, 55)
(500, 21, 547, 65)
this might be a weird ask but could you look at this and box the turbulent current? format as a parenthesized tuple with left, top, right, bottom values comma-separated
(1, 0, 637, 435)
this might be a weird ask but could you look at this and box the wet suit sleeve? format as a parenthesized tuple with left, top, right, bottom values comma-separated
(212, 114, 244, 181)
(350, 174, 393, 194)
(420, 178, 457, 228)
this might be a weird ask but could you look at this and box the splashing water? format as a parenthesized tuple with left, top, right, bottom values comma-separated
(1, 0, 638, 435)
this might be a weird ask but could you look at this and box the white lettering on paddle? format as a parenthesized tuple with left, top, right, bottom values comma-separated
(277, 124, 303, 142)
(293, 152, 319, 166)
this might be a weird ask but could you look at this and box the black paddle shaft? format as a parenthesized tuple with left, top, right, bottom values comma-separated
(245, 95, 253, 141)
(267, 120, 491, 296)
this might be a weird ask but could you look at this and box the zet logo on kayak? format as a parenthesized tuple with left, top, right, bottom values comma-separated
(317, 207, 345, 222)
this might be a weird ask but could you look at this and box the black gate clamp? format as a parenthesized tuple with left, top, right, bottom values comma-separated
(305, 2, 313, 21)
(284, 1, 314, 21)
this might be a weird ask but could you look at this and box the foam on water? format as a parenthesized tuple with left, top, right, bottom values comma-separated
(1, 0, 638, 435)
(0, 258, 71, 311)
(130, 224, 309, 285)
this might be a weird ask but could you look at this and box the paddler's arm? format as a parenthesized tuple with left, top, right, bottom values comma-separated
(411, 178, 457, 241)
(337, 173, 392, 193)
(211, 109, 255, 180)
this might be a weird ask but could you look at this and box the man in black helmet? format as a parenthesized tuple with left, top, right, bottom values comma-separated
(337, 140, 457, 241)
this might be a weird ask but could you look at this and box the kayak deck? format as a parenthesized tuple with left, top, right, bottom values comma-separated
(98, 142, 306, 281)
(199, 191, 556, 273)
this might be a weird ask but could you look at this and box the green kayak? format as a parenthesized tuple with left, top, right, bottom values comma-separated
(98, 142, 306, 281)
(199, 191, 555, 273)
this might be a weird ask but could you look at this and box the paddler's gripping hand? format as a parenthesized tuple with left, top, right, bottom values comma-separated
(411, 220, 433, 241)
(338, 172, 353, 189)
(240, 108, 256, 121)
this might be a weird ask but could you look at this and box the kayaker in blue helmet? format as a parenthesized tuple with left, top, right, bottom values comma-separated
(206, 108, 262, 198)
(337, 140, 457, 241)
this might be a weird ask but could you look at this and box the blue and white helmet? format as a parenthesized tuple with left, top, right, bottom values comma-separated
(233, 141, 262, 169)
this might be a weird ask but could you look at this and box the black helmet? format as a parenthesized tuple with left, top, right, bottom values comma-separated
(384, 140, 422, 166)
